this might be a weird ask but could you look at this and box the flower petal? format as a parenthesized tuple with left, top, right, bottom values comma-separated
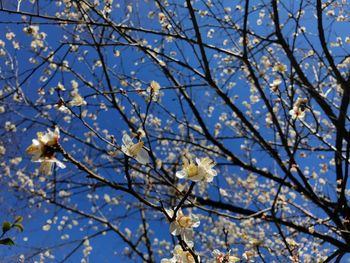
(165, 209, 174, 218)
(188, 173, 203, 182)
(182, 228, 194, 243)
(121, 145, 129, 156)
(175, 170, 187, 179)
(122, 133, 133, 146)
(169, 222, 181, 236)
(55, 160, 66, 169)
(191, 215, 200, 228)
(135, 148, 150, 164)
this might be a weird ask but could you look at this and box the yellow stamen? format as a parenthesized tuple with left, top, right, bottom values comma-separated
(185, 163, 198, 178)
(128, 141, 144, 157)
(177, 215, 192, 228)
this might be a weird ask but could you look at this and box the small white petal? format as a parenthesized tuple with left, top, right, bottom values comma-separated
(169, 222, 181, 236)
(212, 249, 221, 257)
(135, 148, 150, 164)
(55, 160, 66, 169)
(122, 134, 133, 146)
(182, 229, 194, 246)
(32, 139, 40, 146)
(191, 215, 200, 228)
(121, 145, 129, 156)
(165, 209, 174, 218)
(175, 170, 186, 179)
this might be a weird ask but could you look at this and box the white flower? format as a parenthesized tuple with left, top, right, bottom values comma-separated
(69, 93, 86, 107)
(54, 99, 70, 113)
(289, 108, 305, 120)
(23, 25, 39, 36)
(176, 157, 217, 182)
(4, 121, 16, 132)
(6, 32, 15, 40)
(242, 251, 255, 261)
(272, 63, 287, 73)
(121, 134, 150, 164)
(26, 127, 66, 175)
(55, 104, 70, 113)
(147, 80, 162, 101)
(161, 244, 199, 263)
(211, 249, 240, 263)
(289, 98, 308, 120)
(0, 145, 5, 155)
(136, 128, 146, 138)
(166, 209, 200, 247)
(42, 224, 51, 231)
(57, 82, 66, 91)
(269, 79, 282, 93)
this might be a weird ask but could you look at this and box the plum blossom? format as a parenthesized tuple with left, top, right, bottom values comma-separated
(26, 127, 65, 175)
(242, 251, 255, 261)
(166, 209, 200, 247)
(176, 156, 217, 182)
(69, 93, 86, 107)
(23, 25, 39, 36)
(6, 32, 15, 40)
(159, 12, 171, 30)
(147, 80, 162, 101)
(55, 100, 70, 113)
(273, 63, 287, 73)
(121, 133, 150, 164)
(211, 249, 240, 263)
(69, 80, 87, 107)
(289, 98, 308, 120)
(161, 244, 199, 263)
(269, 78, 282, 93)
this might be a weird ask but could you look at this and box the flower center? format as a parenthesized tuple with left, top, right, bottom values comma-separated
(128, 141, 144, 157)
(216, 254, 224, 263)
(185, 252, 195, 263)
(177, 215, 192, 228)
(186, 163, 198, 178)
(41, 145, 56, 159)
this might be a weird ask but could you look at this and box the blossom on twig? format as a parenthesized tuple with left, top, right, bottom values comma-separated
(121, 133, 150, 164)
(26, 127, 65, 175)
(166, 208, 200, 248)
(161, 244, 199, 263)
(176, 156, 217, 182)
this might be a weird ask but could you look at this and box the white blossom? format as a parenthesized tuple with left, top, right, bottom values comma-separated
(176, 156, 217, 182)
(147, 80, 162, 101)
(69, 93, 87, 107)
(211, 249, 240, 263)
(121, 134, 150, 164)
(289, 98, 308, 120)
(166, 209, 200, 247)
(161, 244, 199, 263)
(26, 127, 65, 175)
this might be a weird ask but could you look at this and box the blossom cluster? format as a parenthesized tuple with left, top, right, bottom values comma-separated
(26, 121, 218, 262)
